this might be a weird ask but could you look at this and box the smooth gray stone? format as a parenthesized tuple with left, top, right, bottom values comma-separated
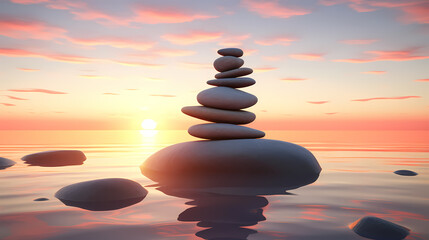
(188, 123, 265, 140)
(34, 197, 49, 201)
(215, 68, 253, 79)
(182, 106, 255, 124)
(213, 56, 244, 72)
(197, 87, 257, 110)
(22, 150, 86, 167)
(394, 170, 417, 176)
(351, 216, 410, 240)
(0, 157, 16, 170)
(207, 77, 256, 88)
(55, 178, 148, 211)
(217, 48, 243, 57)
(141, 139, 321, 189)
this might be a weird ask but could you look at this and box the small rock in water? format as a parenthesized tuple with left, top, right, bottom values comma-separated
(213, 56, 244, 72)
(189, 123, 265, 140)
(207, 77, 256, 88)
(181, 106, 256, 124)
(34, 197, 49, 201)
(217, 48, 243, 57)
(197, 87, 258, 110)
(350, 216, 410, 240)
(215, 67, 253, 79)
(0, 157, 16, 170)
(22, 150, 86, 167)
(394, 170, 417, 176)
(55, 178, 148, 211)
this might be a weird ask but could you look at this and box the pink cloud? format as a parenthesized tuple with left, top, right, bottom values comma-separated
(5, 95, 28, 100)
(262, 55, 284, 61)
(255, 36, 297, 46)
(154, 48, 196, 57)
(150, 94, 176, 97)
(281, 78, 308, 81)
(0, 103, 16, 106)
(334, 49, 429, 63)
(400, 3, 429, 24)
(0, 17, 66, 40)
(70, 8, 131, 26)
(0, 48, 92, 63)
(133, 5, 217, 24)
(218, 34, 250, 47)
(242, 0, 310, 18)
(290, 53, 324, 61)
(414, 78, 429, 82)
(362, 71, 386, 74)
(351, 96, 421, 102)
(308, 101, 329, 104)
(17, 68, 39, 72)
(325, 112, 338, 115)
(254, 67, 277, 72)
(10, 0, 49, 4)
(113, 60, 164, 68)
(67, 36, 155, 50)
(162, 30, 223, 45)
(340, 39, 378, 45)
(8, 88, 67, 94)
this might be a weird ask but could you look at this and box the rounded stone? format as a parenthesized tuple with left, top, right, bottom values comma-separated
(34, 197, 49, 201)
(217, 48, 243, 57)
(22, 150, 86, 167)
(213, 56, 244, 72)
(351, 216, 410, 240)
(215, 68, 253, 79)
(394, 170, 417, 176)
(207, 78, 256, 88)
(141, 139, 321, 189)
(0, 157, 16, 170)
(197, 87, 257, 110)
(55, 178, 148, 211)
(188, 123, 265, 140)
(182, 106, 256, 124)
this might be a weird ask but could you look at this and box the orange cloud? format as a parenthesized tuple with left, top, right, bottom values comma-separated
(17, 68, 39, 72)
(290, 53, 324, 61)
(242, 0, 310, 18)
(67, 36, 155, 50)
(0, 17, 66, 40)
(254, 67, 277, 72)
(255, 36, 297, 46)
(0, 103, 15, 106)
(334, 49, 429, 63)
(113, 60, 164, 68)
(134, 5, 217, 24)
(150, 94, 176, 97)
(308, 101, 329, 104)
(8, 88, 67, 94)
(218, 34, 250, 47)
(0, 48, 92, 63)
(415, 78, 429, 82)
(362, 71, 386, 74)
(5, 95, 28, 100)
(351, 96, 421, 102)
(340, 39, 378, 45)
(154, 48, 196, 57)
(281, 78, 308, 81)
(162, 30, 223, 45)
(80, 75, 103, 79)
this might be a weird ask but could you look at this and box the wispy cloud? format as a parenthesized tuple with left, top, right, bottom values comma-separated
(334, 49, 429, 63)
(103, 92, 119, 95)
(8, 88, 68, 94)
(340, 39, 378, 45)
(133, 4, 217, 24)
(325, 112, 338, 115)
(162, 30, 223, 45)
(5, 95, 28, 100)
(414, 78, 429, 82)
(290, 53, 324, 61)
(113, 60, 164, 68)
(150, 94, 176, 97)
(218, 34, 250, 47)
(242, 0, 310, 18)
(0, 103, 16, 106)
(67, 36, 155, 50)
(351, 96, 421, 102)
(181, 62, 212, 69)
(281, 78, 308, 81)
(17, 68, 39, 72)
(10, 0, 50, 4)
(80, 75, 104, 79)
(308, 101, 329, 104)
(255, 36, 297, 46)
(0, 17, 66, 40)
(154, 47, 196, 57)
(362, 71, 386, 74)
(254, 67, 277, 72)
(0, 48, 92, 63)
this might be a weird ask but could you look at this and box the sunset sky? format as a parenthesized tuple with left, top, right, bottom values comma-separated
(0, 0, 428, 130)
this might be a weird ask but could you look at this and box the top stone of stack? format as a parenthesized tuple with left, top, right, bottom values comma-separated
(217, 48, 243, 57)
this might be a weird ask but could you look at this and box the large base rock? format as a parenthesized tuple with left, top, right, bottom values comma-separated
(141, 139, 321, 190)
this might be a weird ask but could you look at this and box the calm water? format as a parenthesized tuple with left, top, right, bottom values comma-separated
(0, 130, 428, 240)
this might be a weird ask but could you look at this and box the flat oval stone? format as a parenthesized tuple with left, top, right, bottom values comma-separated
(141, 139, 321, 189)
(215, 68, 253, 79)
(218, 48, 243, 57)
(197, 87, 257, 110)
(350, 216, 410, 240)
(394, 170, 417, 176)
(0, 157, 16, 170)
(213, 56, 244, 72)
(182, 106, 255, 124)
(188, 123, 265, 140)
(22, 150, 86, 167)
(207, 77, 256, 88)
(55, 178, 148, 211)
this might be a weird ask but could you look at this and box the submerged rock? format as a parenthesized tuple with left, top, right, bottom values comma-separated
(22, 150, 86, 167)
(350, 216, 410, 240)
(394, 170, 417, 176)
(0, 157, 16, 170)
(55, 178, 147, 211)
(141, 139, 321, 189)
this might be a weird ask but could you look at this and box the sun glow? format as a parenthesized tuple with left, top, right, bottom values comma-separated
(141, 119, 157, 130)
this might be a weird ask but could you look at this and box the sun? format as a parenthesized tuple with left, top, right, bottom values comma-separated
(141, 119, 157, 130)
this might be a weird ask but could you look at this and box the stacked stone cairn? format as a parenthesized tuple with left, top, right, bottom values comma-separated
(182, 48, 265, 140)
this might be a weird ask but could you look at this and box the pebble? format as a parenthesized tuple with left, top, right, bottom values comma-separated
(55, 178, 148, 211)
(34, 197, 49, 201)
(213, 56, 244, 72)
(181, 106, 256, 124)
(188, 123, 265, 140)
(141, 139, 321, 189)
(0, 157, 16, 170)
(350, 216, 410, 240)
(22, 150, 86, 167)
(207, 77, 256, 88)
(215, 68, 253, 79)
(217, 48, 243, 57)
(197, 87, 257, 110)
(394, 170, 417, 176)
